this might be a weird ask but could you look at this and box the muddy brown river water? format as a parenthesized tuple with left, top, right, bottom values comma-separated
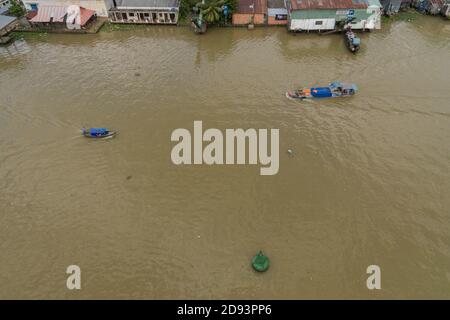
(0, 15, 449, 299)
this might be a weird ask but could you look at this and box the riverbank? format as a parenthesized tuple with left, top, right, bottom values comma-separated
(381, 8, 424, 23)
(14, 17, 107, 35)
(10, 7, 449, 40)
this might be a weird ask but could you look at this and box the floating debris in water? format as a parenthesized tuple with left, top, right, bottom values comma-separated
(126, 175, 132, 180)
(287, 149, 294, 156)
(134, 72, 141, 77)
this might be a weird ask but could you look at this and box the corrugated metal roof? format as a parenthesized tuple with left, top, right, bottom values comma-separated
(30, 5, 67, 23)
(367, 0, 381, 6)
(26, 10, 38, 19)
(268, 7, 288, 13)
(30, 5, 96, 26)
(80, 7, 96, 25)
(237, 0, 267, 13)
(115, 0, 180, 8)
(268, 0, 286, 8)
(291, 7, 371, 18)
(290, 0, 369, 10)
(0, 7, 10, 15)
(268, 7, 288, 16)
(0, 14, 16, 30)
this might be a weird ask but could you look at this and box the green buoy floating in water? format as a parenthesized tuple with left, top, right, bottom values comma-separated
(252, 251, 270, 272)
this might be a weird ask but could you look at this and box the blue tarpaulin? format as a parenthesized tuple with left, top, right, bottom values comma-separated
(90, 128, 108, 135)
(310, 87, 332, 98)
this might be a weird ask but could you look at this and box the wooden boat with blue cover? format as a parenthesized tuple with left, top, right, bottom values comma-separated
(82, 127, 116, 139)
(286, 82, 358, 100)
(345, 27, 361, 53)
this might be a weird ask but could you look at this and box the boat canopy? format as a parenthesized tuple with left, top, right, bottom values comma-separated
(329, 81, 343, 88)
(310, 87, 332, 98)
(330, 82, 358, 91)
(90, 128, 108, 135)
(342, 83, 358, 91)
(352, 38, 361, 46)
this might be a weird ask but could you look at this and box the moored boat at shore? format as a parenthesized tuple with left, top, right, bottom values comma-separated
(286, 82, 358, 100)
(345, 26, 361, 53)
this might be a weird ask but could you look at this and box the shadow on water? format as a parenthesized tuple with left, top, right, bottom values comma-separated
(277, 32, 351, 61)
(0, 39, 31, 66)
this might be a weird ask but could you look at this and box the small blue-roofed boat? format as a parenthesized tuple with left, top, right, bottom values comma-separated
(82, 127, 116, 139)
(345, 27, 361, 53)
(286, 82, 358, 100)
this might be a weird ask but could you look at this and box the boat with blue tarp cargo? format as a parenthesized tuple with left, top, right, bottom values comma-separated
(345, 26, 360, 53)
(286, 82, 358, 100)
(82, 127, 116, 139)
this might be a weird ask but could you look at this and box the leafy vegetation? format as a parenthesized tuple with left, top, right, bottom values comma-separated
(102, 21, 151, 32)
(8, 0, 25, 17)
(198, 0, 226, 23)
(180, 0, 198, 19)
(180, 0, 237, 24)
(395, 9, 419, 22)
(382, 8, 419, 23)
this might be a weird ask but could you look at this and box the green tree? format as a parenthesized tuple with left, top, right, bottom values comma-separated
(180, 0, 198, 19)
(196, 0, 236, 24)
(8, 0, 25, 17)
(180, 0, 237, 23)
(198, 0, 224, 23)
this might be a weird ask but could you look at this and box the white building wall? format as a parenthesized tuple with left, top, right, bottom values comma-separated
(0, 0, 12, 14)
(0, 0, 11, 8)
(367, 5, 382, 29)
(290, 18, 335, 31)
(21, 0, 113, 16)
(267, 8, 288, 16)
(345, 18, 380, 30)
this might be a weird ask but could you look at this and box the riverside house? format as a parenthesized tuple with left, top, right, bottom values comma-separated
(28, 5, 97, 29)
(108, 0, 180, 24)
(442, 0, 450, 18)
(232, 0, 267, 25)
(380, 0, 402, 15)
(0, 0, 12, 15)
(286, 0, 382, 32)
(422, 0, 444, 14)
(0, 14, 17, 37)
(20, 0, 113, 16)
(379, 0, 412, 15)
(267, 0, 288, 24)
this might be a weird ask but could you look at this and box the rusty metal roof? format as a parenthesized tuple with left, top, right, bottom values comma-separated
(290, 0, 369, 10)
(30, 5, 67, 23)
(115, 0, 181, 8)
(79, 7, 96, 26)
(29, 5, 95, 26)
(268, 0, 286, 8)
(237, 0, 267, 14)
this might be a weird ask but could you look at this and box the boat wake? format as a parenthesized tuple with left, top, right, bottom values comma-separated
(285, 92, 314, 103)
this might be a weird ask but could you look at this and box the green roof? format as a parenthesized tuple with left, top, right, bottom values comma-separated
(291, 9, 371, 20)
(367, 0, 382, 7)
